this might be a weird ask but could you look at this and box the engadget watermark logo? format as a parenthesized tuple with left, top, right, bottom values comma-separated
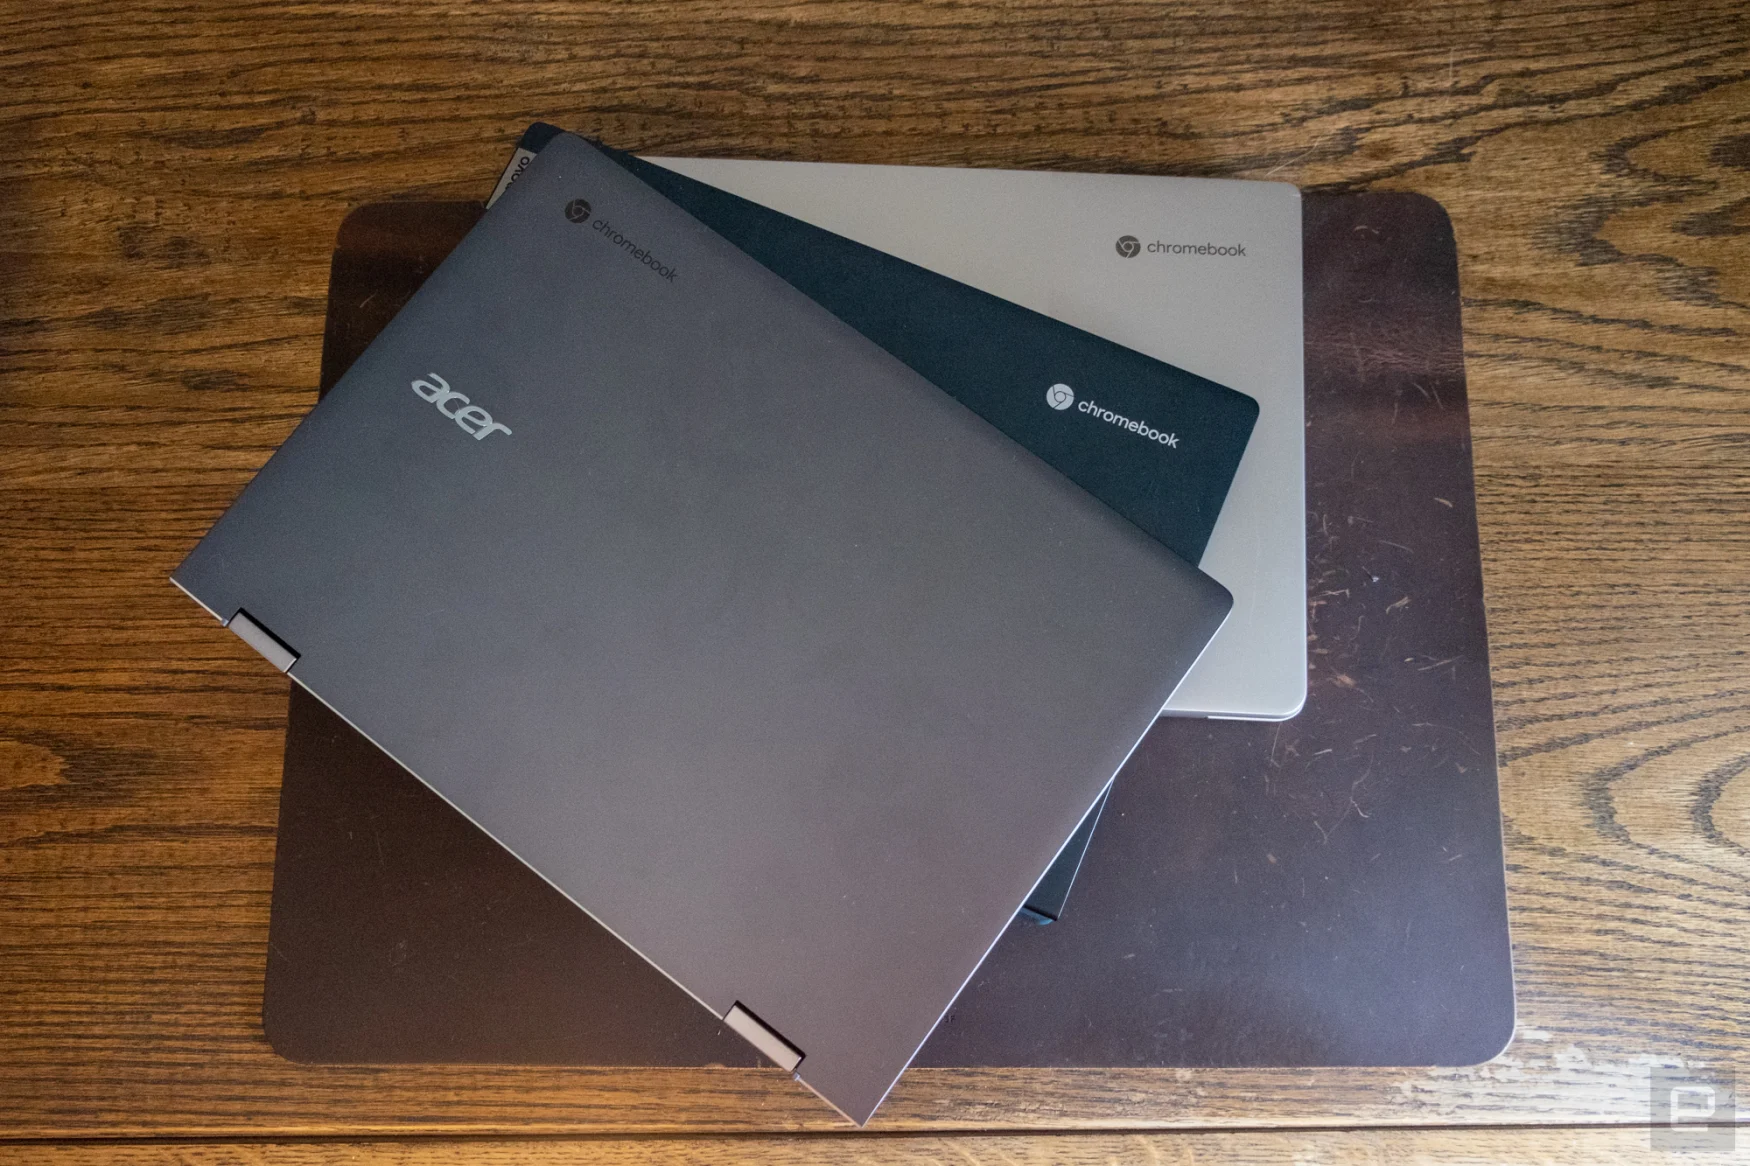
(1045, 383, 1178, 448)
(1650, 1065, 1735, 1152)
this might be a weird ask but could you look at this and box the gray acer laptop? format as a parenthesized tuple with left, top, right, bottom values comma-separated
(172, 133, 1236, 1123)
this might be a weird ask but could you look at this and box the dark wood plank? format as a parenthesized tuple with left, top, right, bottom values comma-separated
(0, 0, 1746, 1142)
(0, 1127, 1722, 1165)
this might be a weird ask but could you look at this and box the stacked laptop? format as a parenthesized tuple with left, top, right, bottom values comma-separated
(173, 125, 1308, 1123)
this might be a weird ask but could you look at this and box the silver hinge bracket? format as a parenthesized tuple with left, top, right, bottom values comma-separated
(227, 609, 299, 674)
(724, 1002, 804, 1072)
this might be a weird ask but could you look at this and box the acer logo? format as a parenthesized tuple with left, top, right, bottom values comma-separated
(410, 373, 511, 441)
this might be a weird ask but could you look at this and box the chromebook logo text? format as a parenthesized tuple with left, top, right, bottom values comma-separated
(1046, 383, 1178, 448)
(564, 197, 679, 281)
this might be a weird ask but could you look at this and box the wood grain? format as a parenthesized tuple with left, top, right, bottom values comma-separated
(1, 0, 1747, 1153)
(0, 1127, 1732, 1165)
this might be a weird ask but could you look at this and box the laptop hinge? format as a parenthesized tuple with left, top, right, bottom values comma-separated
(227, 609, 299, 674)
(723, 1002, 803, 1072)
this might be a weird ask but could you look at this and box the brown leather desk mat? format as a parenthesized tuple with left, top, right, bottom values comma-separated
(263, 191, 1514, 1069)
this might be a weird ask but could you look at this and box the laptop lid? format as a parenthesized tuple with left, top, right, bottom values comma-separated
(486, 125, 1271, 920)
(493, 127, 1285, 909)
(172, 134, 1235, 1122)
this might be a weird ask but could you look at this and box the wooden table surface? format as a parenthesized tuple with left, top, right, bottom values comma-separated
(3, 0, 1747, 1160)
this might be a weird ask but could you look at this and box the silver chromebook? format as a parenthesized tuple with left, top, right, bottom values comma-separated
(171, 133, 1235, 1123)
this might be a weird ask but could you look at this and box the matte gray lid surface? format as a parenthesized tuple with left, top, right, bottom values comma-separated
(172, 134, 1233, 1123)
